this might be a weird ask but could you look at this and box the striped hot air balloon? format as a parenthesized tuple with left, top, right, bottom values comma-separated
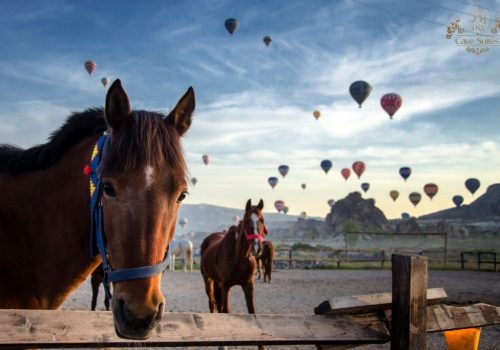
(84, 60, 97, 75)
(381, 93, 402, 119)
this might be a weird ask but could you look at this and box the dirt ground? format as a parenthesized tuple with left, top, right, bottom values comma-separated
(62, 269, 500, 350)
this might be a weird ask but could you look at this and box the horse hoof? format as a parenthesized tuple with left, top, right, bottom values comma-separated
(218, 346, 228, 350)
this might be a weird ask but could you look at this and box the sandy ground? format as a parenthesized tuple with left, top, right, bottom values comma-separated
(62, 269, 500, 350)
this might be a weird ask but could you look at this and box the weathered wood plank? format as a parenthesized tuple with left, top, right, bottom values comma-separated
(427, 304, 500, 332)
(314, 288, 446, 315)
(0, 310, 390, 349)
(391, 254, 428, 350)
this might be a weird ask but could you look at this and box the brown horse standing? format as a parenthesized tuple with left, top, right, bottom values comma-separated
(200, 199, 267, 314)
(256, 241, 274, 283)
(0, 79, 195, 339)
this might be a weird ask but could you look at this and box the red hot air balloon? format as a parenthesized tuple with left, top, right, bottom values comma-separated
(84, 60, 96, 75)
(352, 161, 366, 179)
(274, 200, 285, 213)
(381, 93, 402, 119)
(423, 183, 439, 200)
(202, 154, 209, 165)
(341, 168, 351, 181)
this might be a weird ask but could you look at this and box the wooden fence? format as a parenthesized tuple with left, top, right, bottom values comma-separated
(0, 255, 498, 349)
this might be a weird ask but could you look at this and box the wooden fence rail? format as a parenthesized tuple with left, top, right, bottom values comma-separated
(0, 255, 498, 349)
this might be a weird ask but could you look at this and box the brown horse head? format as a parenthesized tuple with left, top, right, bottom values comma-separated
(242, 199, 267, 257)
(100, 80, 194, 339)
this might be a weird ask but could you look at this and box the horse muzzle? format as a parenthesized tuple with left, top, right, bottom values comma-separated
(113, 297, 164, 339)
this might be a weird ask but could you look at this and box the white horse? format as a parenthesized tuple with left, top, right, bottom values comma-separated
(167, 239, 193, 272)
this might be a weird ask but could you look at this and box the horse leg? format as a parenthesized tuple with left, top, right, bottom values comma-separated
(220, 282, 231, 313)
(241, 281, 255, 314)
(104, 293, 110, 311)
(170, 254, 175, 272)
(182, 253, 187, 272)
(204, 278, 216, 313)
(187, 248, 193, 272)
(256, 258, 261, 280)
(90, 270, 100, 311)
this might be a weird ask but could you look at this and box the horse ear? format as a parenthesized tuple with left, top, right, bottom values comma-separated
(104, 79, 131, 132)
(257, 199, 264, 210)
(246, 199, 252, 211)
(167, 86, 195, 136)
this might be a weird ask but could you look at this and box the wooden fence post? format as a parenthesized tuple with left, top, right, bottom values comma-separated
(391, 254, 428, 350)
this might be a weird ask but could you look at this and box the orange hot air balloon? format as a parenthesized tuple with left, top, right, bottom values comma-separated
(352, 161, 366, 179)
(423, 183, 439, 200)
(341, 168, 351, 181)
(202, 154, 209, 165)
(390, 190, 399, 202)
(313, 110, 320, 120)
(381, 93, 402, 119)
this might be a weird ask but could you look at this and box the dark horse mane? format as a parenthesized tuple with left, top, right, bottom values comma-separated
(0, 108, 187, 177)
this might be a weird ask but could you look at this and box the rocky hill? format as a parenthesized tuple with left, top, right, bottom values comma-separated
(420, 184, 500, 221)
(325, 192, 389, 233)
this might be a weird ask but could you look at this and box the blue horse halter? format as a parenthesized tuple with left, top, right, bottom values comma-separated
(88, 132, 169, 300)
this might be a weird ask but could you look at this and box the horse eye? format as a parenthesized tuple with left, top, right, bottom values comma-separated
(102, 183, 116, 197)
(177, 191, 188, 203)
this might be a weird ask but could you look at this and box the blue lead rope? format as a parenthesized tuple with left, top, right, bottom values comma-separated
(89, 132, 169, 301)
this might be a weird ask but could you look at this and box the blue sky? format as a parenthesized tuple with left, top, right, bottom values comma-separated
(0, 0, 499, 219)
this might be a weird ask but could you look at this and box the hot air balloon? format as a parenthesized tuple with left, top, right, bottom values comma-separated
(352, 161, 366, 179)
(224, 18, 239, 35)
(423, 183, 439, 200)
(178, 218, 188, 228)
(101, 77, 109, 87)
(390, 190, 400, 202)
(202, 154, 209, 165)
(301, 183, 306, 190)
(361, 182, 370, 193)
(274, 200, 285, 213)
(381, 93, 402, 119)
(327, 199, 335, 208)
(349, 81, 372, 108)
(278, 165, 289, 178)
(268, 176, 278, 189)
(283, 206, 289, 215)
(399, 167, 411, 181)
(465, 178, 480, 195)
(191, 177, 198, 186)
(341, 168, 351, 181)
(401, 212, 410, 221)
(409, 192, 422, 207)
(84, 60, 96, 75)
(321, 160, 332, 174)
(263, 36, 272, 47)
(452, 195, 464, 207)
(313, 110, 321, 120)
(232, 215, 240, 224)
(300, 211, 307, 219)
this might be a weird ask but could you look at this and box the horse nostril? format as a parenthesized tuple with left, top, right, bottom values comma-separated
(155, 302, 165, 322)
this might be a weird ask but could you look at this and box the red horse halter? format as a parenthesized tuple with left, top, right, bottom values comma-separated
(241, 223, 267, 242)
